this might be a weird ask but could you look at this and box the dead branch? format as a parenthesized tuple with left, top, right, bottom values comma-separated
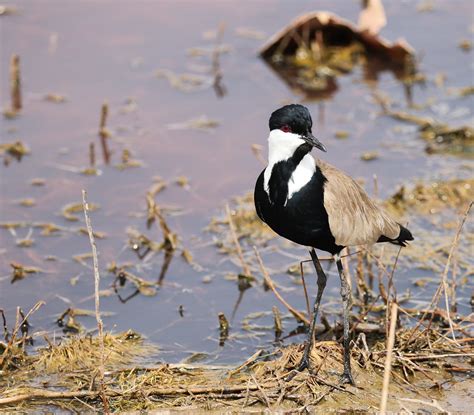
(253, 246, 309, 326)
(10, 54, 21, 112)
(0, 383, 275, 406)
(227, 349, 263, 378)
(226, 204, 251, 277)
(380, 303, 398, 414)
(82, 190, 109, 413)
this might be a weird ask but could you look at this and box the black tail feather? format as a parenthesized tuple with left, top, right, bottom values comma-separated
(377, 224, 414, 247)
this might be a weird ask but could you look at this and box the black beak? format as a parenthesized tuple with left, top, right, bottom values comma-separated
(301, 132, 327, 152)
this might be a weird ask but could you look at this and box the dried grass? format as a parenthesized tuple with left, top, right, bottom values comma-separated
(0, 325, 469, 412)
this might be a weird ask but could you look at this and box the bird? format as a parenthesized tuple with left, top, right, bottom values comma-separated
(254, 104, 413, 385)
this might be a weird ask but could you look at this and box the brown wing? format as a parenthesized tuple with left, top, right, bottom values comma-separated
(317, 160, 399, 246)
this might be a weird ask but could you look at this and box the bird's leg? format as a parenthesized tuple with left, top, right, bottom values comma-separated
(336, 257, 355, 385)
(294, 248, 327, 373)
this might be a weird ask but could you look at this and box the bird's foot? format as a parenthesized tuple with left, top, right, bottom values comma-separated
(284, 347, 311, 381)
(340, 370, 355, 386)
(295, 354, 310, 372)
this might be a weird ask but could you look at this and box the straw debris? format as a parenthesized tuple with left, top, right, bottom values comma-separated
(386, 179, 474, 215)
(0, 324, 470, 412)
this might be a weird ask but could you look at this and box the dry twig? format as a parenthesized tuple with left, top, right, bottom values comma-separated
(405, 202, 472, 346)
(380, 303, 398, 414)
(10, 54, 21, 112)
(226, 204, 251, 277)
(0, 301, 44, 368)
(82, 190, 109, 413)
(253, 246, 309, 326)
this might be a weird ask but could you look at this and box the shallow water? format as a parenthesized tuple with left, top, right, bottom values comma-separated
(0, 0, 473, 365)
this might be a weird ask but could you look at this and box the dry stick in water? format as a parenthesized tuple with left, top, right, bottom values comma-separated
(226, 204, 252, 277)
(405, 201, 472, 346)
(385, 245, 402, 337)
(89, 142, 96, 168)
(0, 383, 271, 406)
(99, 101, 108, 132)
(299, 260, 311, 318)
(372, 174, 379, 199)
(0, 301, 44, 368)
(272, 306, 283, 338)
(440, 201, 472, 342)
(10, 54, 22, 112)
(98, 101, 111, 164)
(380, 303, 398, 415)
(253, 246, 309, 326)
(211, 22, 227, 98)
(82, 190, 109, 414)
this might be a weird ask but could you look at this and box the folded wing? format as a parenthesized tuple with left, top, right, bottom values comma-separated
(318, 160, 400, 247)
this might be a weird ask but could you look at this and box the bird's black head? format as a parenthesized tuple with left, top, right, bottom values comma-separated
(269, 104, 326, 152)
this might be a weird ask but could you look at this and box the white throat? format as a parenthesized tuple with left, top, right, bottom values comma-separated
(263, 129, 316, 204)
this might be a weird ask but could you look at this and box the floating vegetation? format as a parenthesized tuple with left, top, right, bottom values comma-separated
(73, 252, 93, 266)
(375, 95, 474, 155)
(155, 69, 212, 93)
(109, 263, 158, 301)
(360, 151, 379, 161)
(157, 22, 228, 99)
(416, 0, 435, 12)
(235, 27, 266, 40)
(458, 39, 472, 52)
(386, 179, 474, 215)
(10, 262, 41, 284)
(56, 307, 83, 333)
(18, 198, 35, 207)
(0, 222, 27, 231)
(147, 176, 167, 198)
(15, 230, 34, 247)
(34, 222, 63, 236)
(127, 228, 161, 259)
(167, 115, 219, 132)
(56, 307, 115, 334)
(422, 124, 474, 155)
(0, 141, 29, 161)
(43, 93, 67, 103)
(334, 130, 349, 139)
(449, 85, 474, 97)
(30, 178, 45, 186)
(61, 202, 99, 222)
(175, 175, 190, 189)
(77, 227, 107, 239)
(115, 149, 143, 170)
(208, 192, 274, 252)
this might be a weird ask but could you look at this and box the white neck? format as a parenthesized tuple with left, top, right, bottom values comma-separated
(263, 129, 316, 203)
(267, 129, 306, 165)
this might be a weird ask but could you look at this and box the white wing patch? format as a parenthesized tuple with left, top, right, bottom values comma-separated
(263, 164, 272, 195)
(286, 154, 315, 203)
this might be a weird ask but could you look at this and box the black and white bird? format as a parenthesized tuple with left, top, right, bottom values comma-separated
(254, 104, 413, 384)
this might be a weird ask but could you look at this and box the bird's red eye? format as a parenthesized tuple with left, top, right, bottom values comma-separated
(281, 125, 292, 133)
